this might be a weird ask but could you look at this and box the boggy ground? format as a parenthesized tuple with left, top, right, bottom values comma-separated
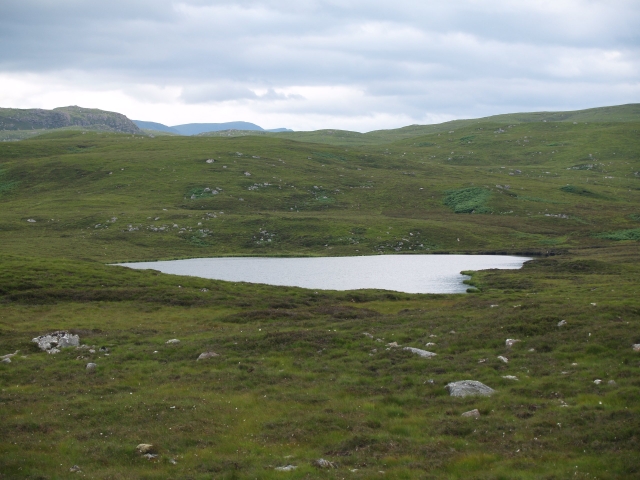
(0, 117, 639, 478)
(0, 246, 639, 479)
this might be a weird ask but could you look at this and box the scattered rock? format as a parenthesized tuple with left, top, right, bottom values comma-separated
(505, 339, 520, 347)
(528, 348, 536, 352)
(497, 356, 509, 363)
(446, 380, 495, 397)
(387, 342, 399, 347)
(312, 458, 337, 469)
(478, 358, 487, 363)
(99, 346, 110, 353)
(1, 358, 11, 364)
(27, 218, 36, 223)
(403, 347, 436, 358)
(169, 458, 177, 465)
(244, 171, 251, 176)
(86, 363, 97, 372)
(362, 332, 373, 339)
(206, 159, 214, 163)
(197, 352, 219, 361)
(200, 288, 209, 292)
(69, 465, 81, 473)
(633, 344, 640, 352)
(32, 331, 80, 353)
(461, 409, 480, 418)
(143, 454, 158, 460)
(1, 350, 19, 360)
(89, 349, 96, 354)
(275, 465, 297, 471)
(502, 375, 519, 380)
(166, 339, 180, 344)
(594, 379, 602, 385)
(608, 380, 617, 386)
(557, 320, 567, 327)
(136, 444, 155, 454)
(425, 342, 436, 347)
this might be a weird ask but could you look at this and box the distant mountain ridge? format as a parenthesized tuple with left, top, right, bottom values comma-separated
(133, 120, 293, 135)
(0, 106, 141, 134)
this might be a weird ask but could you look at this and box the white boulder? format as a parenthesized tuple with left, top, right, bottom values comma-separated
(403, 347, 436, 358)
(446, 380, 495, 397)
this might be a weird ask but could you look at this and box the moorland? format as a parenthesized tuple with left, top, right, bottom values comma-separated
(0, 104, 639, 479)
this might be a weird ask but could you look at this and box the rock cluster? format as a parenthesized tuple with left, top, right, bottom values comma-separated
(32, 331, 80, 354)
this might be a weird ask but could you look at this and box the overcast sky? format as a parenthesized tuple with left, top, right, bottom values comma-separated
(0, 0, 639, 131)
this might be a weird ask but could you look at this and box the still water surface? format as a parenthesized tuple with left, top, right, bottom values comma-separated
(118, 255, 530, 294)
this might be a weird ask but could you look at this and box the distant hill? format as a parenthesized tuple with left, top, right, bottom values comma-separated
(0, 106, 141, 134)
(172, 122, 263, 135)
(133, 120, 293, 136)
(132, 121, 180, 134)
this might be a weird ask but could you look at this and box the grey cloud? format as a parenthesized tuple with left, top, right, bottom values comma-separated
(0, 0, 638, 129)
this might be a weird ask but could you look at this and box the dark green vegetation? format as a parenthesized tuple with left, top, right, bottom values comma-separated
(1, 105, 640, 478)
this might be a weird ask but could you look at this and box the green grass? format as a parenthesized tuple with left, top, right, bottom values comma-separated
(1, 111, 640, 478)
(594, 228, 640, 241)
(443, 187, 492, 214)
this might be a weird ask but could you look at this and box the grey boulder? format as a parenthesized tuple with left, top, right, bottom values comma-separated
(446, 380, 495, 397)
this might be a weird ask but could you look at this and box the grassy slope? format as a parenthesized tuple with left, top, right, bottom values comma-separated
(271, 103, 640, 147)
(0, 116, 639, 478)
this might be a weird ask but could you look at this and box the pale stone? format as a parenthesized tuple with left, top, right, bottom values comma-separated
(461, 409, 480, 418)
(312, 458, 337, 469)
(136, 444, 155, 454)
(403, 347, 436, 358)
(197, 352, 219, 361)
(446, 380, 495, 397)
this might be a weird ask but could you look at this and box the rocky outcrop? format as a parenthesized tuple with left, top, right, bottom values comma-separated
(0, 106, 141, 134)
(32, 331, 79, 353)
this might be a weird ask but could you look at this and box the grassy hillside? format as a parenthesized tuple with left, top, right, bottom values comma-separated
(1, 114, 639, 478)
(271, 103, 640, 147)
(0, 120, 638, 261)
